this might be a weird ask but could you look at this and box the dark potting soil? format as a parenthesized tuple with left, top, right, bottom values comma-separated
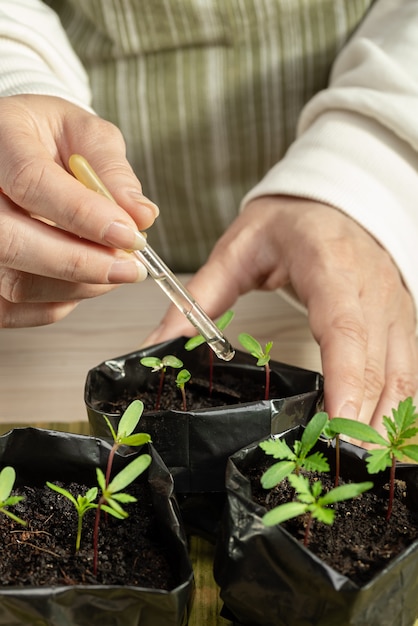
(0, 477, 177, 589)
(247, 460, 418, 586)
(97, 370, 274, 415)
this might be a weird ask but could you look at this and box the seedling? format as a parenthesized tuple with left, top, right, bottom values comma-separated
(238, 333, 272, 400)
(325, 397, 418, 519)
(185, 310, 234, 395)
(364, 398, 418, 521)
(0, 466, 26, 526)
(102, 399, 151, 486)
(93, 399, 152, 573)
(93, 454, 151, 574)
(262, 473, 373, 546)
(140, 355, 184, 410)
(260, 411, 330, 488)
(46, 483, 97, 552)
(176, 369, 191, 411)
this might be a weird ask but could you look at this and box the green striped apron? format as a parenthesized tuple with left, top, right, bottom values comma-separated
(46, 0, 375, 271)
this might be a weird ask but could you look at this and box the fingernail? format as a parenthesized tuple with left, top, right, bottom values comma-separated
(104, 221, 147, 250)
(338, 403, 358, 421)
(129, 191, 159, 218)
(108, 259, 147, 283)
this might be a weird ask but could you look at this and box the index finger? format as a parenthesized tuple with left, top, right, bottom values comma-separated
(307, 279, 368, 422)
(1, 141, 156, 252)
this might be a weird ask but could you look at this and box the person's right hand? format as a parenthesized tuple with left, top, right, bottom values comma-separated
(0, 94, 158, 328)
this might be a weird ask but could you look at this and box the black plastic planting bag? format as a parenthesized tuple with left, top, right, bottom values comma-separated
(214, 427, 418, 626)
(0, 428, 194, 626)
(85, 337, 323, 493)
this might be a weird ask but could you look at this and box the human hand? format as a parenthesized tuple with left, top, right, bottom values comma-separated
(145, 195, 418, 431)
(0, 94, 158, 328)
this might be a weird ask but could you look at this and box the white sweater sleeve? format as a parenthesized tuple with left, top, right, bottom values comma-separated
(242, 0, 418, 314)
(0, 0, 92, 109)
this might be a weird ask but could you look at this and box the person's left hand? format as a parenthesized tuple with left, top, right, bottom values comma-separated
(144, 195, 418, 432)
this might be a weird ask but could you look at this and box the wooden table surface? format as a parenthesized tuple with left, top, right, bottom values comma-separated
(1, 276, 416, 625)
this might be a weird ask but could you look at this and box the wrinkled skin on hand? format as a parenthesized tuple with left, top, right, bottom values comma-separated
(0, 94, 158, 328)
(145, 195, 418, 431)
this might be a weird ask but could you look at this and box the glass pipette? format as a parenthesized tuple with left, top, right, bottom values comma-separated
(68, 154, 235, 361)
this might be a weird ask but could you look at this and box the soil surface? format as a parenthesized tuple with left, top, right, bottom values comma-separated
(97, 369, 276, 415)
(0, 477, 177, 589)
(246, 459, 418, 586)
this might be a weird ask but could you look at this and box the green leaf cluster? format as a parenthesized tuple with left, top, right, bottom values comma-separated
(140, 355, 183, 373)
(238, 333, 272, 367)
(104, 399, 151, 448)
(263, 473, 373, 527)
(327, 397, 418, 474)
(46, 482, 98, 551)
(260, 412, 330, 487)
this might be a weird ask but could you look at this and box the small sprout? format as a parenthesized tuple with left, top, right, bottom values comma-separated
(260, 412, 330, 487)
(96, 453, 152, 520)
(262, 473, 373, 546)
(93, 400, 152, 574)
(176, 369, 191, 411)
(326, 397, 418, 520)
(103, 399, 151, 486)
(185, 310, 235, 394)
(46, 483, 98, 552)
(140, 355, 184, 410)
(0, 466, 26, 526)
(364, 397, 418, 520)
(238, 333, 272, 400)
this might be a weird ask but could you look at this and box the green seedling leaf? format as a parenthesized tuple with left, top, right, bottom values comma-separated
(140, 356, 163, 370)
(300, 412, 329, 456)
(0, 466, 27, 526)
(107, 454, 152, 493)
(176, 369, 191, 386)
(117, 399, 144, 439)
(262, 472, 373, 546)
(302, 451, 330, 473)
(263, 501, 307, 526)
(238, 333, 262, 357)
(0, 466, 17, 502)
(260, 438, 293, 460)
(366, 448, 393, 474)
(140, 355, 183, 371)
(399, 444, 418, 463)
(319, 481, 374, 505)
(185, 310, 235, 351)
(120, 433, 151, 447)
(111, 493, 137, 504)
(162, 355, 183, 369)
(184, 335, 205, 351)
(46, 482, 77, 507)
(328, 417, 387, 446)
(261, 461, 296, 489)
